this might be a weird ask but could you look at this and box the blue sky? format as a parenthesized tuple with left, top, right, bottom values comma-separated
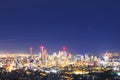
(0, 0, 120, 54)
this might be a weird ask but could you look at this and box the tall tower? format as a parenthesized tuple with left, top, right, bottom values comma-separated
(29, 47, 33, 56)
(62, 46, 67, 57)
(43, 49, 48, 60)
(40, 45, 44, 60)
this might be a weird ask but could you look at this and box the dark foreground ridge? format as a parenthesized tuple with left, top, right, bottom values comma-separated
(0, 68, 120, 80)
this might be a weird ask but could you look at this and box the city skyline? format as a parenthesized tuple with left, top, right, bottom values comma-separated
(0, 0, 120, 53)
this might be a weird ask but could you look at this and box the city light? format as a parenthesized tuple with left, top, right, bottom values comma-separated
(0, 47, 119, 80)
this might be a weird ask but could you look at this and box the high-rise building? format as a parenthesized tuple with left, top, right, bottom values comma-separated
(40, 45, 44, 60)
(29, 47, 33, 59)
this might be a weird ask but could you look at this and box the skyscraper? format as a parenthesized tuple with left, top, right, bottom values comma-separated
(40, 45, 44, 60)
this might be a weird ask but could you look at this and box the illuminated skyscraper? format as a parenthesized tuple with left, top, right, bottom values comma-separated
(43, 49, 48, 60)
(40, 45, 44, 60)
(29, 47, 33, 57)
(62, 46, 67, 57)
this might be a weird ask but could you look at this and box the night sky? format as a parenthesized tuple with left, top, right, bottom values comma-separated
(0, 0, 120, 54)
